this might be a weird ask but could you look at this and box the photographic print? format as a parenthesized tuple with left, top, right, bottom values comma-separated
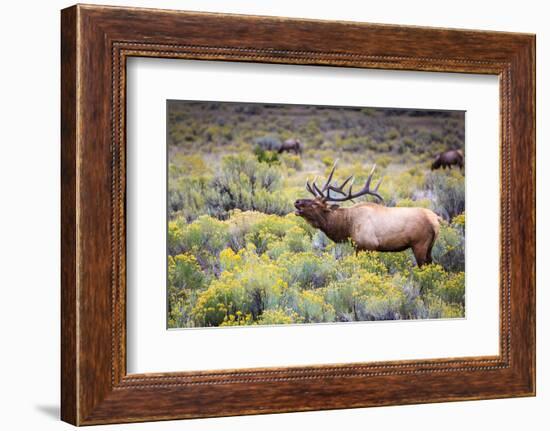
(167, 101, 465, 329)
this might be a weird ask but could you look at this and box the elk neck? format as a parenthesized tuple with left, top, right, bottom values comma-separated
(318, 207, 354, 243)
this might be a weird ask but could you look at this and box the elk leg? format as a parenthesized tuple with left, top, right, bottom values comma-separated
(412, 244, 428, 267)
(425, 242, 434, 265)
(419, 232, 437, 266)
(413, 236, 435, 267)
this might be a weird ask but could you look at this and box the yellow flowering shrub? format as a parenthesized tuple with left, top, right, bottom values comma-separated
(167, 221, 183, 255)
(373, 249, 415, 274)
(192, 249, 290, 326)
(192, 274, 250, 327)
(297, 290, 335, 323)
(167, 253, 205, 328)
(219, 247, 242, 271)
(340, 251, 387, 277)
(452, 212, 465, 229)
(412, 263, 447, 294)
(220, 311, 254, 326)
(257, 309, 301, 325)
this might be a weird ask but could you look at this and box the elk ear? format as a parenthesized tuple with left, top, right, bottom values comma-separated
(328, 204, 340, 210)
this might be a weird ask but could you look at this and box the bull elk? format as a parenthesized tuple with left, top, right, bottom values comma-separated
(294, 164, 440, 266)
(431, 149, 464, 170)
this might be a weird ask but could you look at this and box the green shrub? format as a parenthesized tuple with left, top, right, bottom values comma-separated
(168, 254, 205, 291)
(179, 215, 228, 255)
(278, 252, 338, 289)
(311, 231, 331, 252)
(411, 264, 465, 314)
(433, 271, 465, 305)
(173, 215, 229, 273)
(254, 135, 281, 151)
(168, 155, 212, 221)
(425, 171, 465, 220)
(324, 271, 405, 321)
(254, 145, 280, 165)
(168, 176, 211, 222)
(323, 282, 355, 322)
(207, 154, 293, 218)
(422, 293, 465, 319)
(267, 226, 313, 259)
(432, 222, 465, 272)
(225, 210, 270, 251)
(326, 241, 356, 260)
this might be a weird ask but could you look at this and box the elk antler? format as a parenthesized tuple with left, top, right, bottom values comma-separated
(306, 162, 384, 203)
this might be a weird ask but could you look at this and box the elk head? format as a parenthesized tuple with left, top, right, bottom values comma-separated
(431, 155, 441, 170)
(294, 163, 384, 229)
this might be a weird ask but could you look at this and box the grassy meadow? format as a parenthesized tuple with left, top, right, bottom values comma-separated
(167, 101, 465, 328)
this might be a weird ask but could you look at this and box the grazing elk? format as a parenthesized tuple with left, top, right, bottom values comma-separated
(294, 164, 440, 266)
(278, 138, 302, 155)
(431, 149, 464, 170)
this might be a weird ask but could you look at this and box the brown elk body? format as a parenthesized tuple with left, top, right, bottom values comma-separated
(278, 138, 302, 155)
(294, 164, 440, 266)
(431, 149, 464, 170)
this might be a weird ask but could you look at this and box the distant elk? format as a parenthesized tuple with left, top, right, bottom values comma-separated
(278, 138, 302, 155)
(431, 149, 464, 170)
(294, 164, 440, 266)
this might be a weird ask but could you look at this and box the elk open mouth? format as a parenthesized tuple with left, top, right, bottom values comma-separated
(294, 201, 303, 215)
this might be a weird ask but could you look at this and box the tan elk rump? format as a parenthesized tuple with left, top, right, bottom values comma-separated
(294, 164, 440, 266)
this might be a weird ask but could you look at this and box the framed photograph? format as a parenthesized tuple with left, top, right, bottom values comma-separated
(61, 4, 535, 425)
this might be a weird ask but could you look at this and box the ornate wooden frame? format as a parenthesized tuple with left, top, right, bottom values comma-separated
(61, 4, 535, 425)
